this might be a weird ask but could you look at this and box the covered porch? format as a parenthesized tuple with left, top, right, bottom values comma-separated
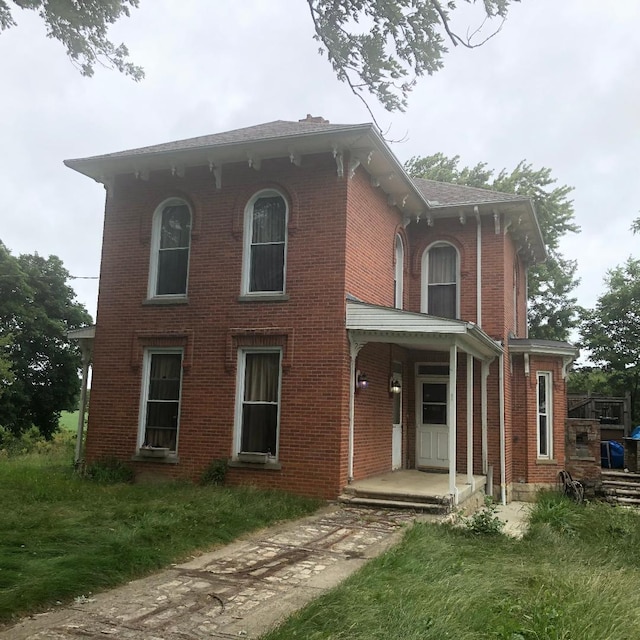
(346, 300, 505, 506)
(340, 469, 487, 513)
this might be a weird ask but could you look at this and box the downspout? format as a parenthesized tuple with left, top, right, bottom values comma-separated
(74, 340, 91, 466)
(499, 352, 506, 505)
(475, 205, 482, 327)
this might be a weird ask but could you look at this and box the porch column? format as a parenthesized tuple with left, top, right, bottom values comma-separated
(466, 353, 474, 489)
(448, 343, 458, 503)
(481, 360, 489, 475)
(348, 337, 366, 483)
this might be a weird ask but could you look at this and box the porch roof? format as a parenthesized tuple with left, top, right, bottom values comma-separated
(346, 300, 502, 361)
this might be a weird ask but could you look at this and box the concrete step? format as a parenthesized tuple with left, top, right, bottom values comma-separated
(604, 495, 640, 507)
(601, 470, 640, 482)
(341, 486, 452, 505)
(601, 480, 640, 489)
(603, 486, 640, 497)
(338, 494, 451, 514)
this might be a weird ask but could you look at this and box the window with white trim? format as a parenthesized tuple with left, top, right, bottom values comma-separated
(242, 190, 288, 294)
(394, 234, 404, 309)
(149, 198, 192, 297)
(537, 371, 553, 459)
(235, 349, 282, 458)
(422, 242, 459, 319)
(139, 349, 183, 452)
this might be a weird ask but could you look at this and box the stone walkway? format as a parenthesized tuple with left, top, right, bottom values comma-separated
(1, 501, 530, 639)
(1, 506, 430, 640)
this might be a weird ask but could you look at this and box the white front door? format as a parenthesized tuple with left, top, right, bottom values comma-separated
(392, 373, 402, 470)
(416, 379, 449, 468)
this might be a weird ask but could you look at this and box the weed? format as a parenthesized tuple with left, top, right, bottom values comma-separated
(200, 458, 228, 486)
(458, 495, 505, 536)
(85, 457, 134, 484)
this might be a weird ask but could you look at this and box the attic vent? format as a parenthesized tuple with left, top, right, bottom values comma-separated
(299, 114, 329, 124)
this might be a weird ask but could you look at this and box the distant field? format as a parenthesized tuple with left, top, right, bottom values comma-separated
(58, 411, 79, 432)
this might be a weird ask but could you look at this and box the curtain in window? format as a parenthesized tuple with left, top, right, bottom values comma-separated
(428, 245, 457, 318)
(394, 235, 404, 309)
(157, 204, 191, 295)
(250, 196, 286, 292)
(145, 353, 182, 450)
(538, 375, 548, 456)
(241, 352, 280, 454)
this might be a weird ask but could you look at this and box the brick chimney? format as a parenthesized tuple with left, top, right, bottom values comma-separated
(299, 114, 329, 124)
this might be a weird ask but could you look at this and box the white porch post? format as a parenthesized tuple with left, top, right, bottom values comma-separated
(348, 336, 365, 483)
(481, 360, 489, 475)
(448, 343, 458, 503)
(466, 353, 474, 489)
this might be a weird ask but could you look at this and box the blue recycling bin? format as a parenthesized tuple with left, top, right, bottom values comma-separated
(601, 440, 624, 469)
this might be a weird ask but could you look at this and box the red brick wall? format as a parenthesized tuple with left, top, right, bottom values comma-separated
(510, 354, 568, 485)
(345, 164, 404, 306)
(86, 153, 353, 499)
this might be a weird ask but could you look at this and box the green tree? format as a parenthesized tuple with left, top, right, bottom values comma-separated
(2, 1, 516, 111)
(0, 0, 143, 80)
(581, 258, 640, 422)
(0, 242, 92, 438)
(308, 0, 515, 113)
(405, 153, 580, 341)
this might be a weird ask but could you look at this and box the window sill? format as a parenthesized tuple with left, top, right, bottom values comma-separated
(535, 458, 558, 465)
(143, 296, 189, 306)
(237, 294, 289, 303)
(228, 460, 282, 471)
(131, 454, 180, 464)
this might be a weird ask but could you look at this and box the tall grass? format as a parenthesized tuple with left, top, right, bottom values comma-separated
(0, 435, 319, 622)
(265, 493, 640, 640)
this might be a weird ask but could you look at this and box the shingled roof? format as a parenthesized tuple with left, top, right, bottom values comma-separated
(412, 177, 527, 208)
(71, 120, 369, 162)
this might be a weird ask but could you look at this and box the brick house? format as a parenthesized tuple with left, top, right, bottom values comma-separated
(65, 116, 576, 504)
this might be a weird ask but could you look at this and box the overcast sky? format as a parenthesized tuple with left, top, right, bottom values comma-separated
(1, 0, 638, 321)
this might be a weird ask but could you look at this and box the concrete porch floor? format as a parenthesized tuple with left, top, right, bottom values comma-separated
(346, 469, 487, 505)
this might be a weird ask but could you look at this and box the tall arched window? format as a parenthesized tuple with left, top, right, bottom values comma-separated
(422, 242, 459, 319)
(243, 190, 288, 294)
(394, 234, 404, 309)
(149, 198, 192, 297)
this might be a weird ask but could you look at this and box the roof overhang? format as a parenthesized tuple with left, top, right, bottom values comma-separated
(64, 120, 546, 262)
(64, 124, 428, 218)
(346, 300, 502, 361)
(509, 337, 578, 378)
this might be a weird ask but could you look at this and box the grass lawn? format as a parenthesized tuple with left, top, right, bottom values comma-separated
(265, 494, 640, 640)
(58, 410, 79, 432)
(0, 438, 319, 623)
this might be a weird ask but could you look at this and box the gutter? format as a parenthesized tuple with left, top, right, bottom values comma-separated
(475, 205, 482, 327)
(499, 353, 506, 505)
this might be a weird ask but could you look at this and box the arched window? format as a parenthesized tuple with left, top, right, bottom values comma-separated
(422, 242, 459, 319)
(394, 234, 404, 310)
(149, 198, 192, 297)
(243, 190, 288, 294)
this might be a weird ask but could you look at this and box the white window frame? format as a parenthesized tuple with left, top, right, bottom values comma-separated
(147, 198, 192, 299)
(394, 234, 404, 310)
(241, 189, 289, 296)
(537, 371, 553, 459)
(138, 348, 184, 454)
(233, 347, 283, 461)
(420, 241, 460, 318)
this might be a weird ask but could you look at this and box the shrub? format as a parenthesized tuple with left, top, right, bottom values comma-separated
(200, 458, 228, 486)
(85, 457, 134, 484)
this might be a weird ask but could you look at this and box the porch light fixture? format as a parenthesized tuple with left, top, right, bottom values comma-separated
(356, 370, 369, 391)
(389, 377, 401, 394)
